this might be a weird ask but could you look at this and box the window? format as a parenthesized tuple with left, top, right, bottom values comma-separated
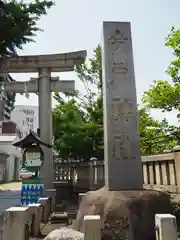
(27, 117, 33, 123)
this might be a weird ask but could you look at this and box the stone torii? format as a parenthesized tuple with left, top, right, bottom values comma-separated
(0, 51, 87, 189)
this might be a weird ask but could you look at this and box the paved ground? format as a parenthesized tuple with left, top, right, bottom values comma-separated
(0, 189, 21, 214)
(0, 181, 21, 190)
(0, 182, 21, 214)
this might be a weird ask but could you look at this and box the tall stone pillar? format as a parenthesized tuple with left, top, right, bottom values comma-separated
(101, 22, 143, 190)
(38, 68, 54, 189)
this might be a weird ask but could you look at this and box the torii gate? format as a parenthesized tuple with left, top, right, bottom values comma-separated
(0, 51, 87, 189)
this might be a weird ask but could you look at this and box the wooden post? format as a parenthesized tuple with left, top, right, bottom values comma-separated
(83, 215, 101, 240)
(155, 214, 178, 240)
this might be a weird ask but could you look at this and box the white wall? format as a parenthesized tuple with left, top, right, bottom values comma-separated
(0, 142, 22, 158)
(0, 141, 22, 182)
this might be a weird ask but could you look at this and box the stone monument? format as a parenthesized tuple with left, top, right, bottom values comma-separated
(0, 51, 87, 189)
(101, 21, 143, 190)
(74, 23, 173, 240)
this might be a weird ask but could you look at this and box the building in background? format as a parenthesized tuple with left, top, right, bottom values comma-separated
(10, 110, 30, 138)
(0, 121, 23, 183)
(11, 105, 38, 131)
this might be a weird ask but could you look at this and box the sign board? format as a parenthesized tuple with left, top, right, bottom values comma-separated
(25, 152, 42, 167)
(21, 180, 44, 206)
(20, 149, 44, 205)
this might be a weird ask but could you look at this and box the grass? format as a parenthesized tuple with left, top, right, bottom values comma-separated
(0, 181, 21, 190)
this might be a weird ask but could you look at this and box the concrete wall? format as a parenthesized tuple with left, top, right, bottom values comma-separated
(6, 155, 15, 182)
(0, 154, 8, 182)
(0, 142, 22, 182)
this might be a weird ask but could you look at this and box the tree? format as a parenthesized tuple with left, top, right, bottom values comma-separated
(53, 46, 176, 159)
(53, 46, 104, 160)
(142, 26, 180, 144)
(53, 97, 104, 160)
(138, 107, 176, 155)
(142, 26, 180, 119)
(0, 0, 54, 112)
(0, 0, 54, 56)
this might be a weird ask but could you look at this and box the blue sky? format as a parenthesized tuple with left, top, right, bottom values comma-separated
(12, 0, 179, 124)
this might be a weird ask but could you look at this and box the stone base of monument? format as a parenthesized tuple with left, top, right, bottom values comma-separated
(73, 187, 173, 240)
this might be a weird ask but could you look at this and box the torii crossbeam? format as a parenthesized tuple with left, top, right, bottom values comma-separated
(0, 50, 87, 190)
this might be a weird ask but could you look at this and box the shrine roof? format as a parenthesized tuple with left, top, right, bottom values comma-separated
(13, 130, 52, 149)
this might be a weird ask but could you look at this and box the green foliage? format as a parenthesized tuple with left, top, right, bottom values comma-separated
(142, 26, 180, 119)
(53, 98, 103, 160)
(139, 108, 177, 155)
(53, 45, 177, 159)
(53, 46, 104, 160)
(0, 0, 54, 56)
(0, 0, 54, 111)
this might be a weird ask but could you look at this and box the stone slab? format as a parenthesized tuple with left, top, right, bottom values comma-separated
(78, 193, 85, 207)
(45, 189, 56, 213)
(155, 214, 178, 240)
(3, 206, 30, 240)
(28, 203, 43, 237)
(83, 215, 101, 240)
(50, 212, 69, 224)
(38, 197, 50, 223)
(101, 21, 143, 190)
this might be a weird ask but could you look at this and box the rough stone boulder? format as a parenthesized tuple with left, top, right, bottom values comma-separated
(73, 187, 173, 240)
(44, 227, 84, 240)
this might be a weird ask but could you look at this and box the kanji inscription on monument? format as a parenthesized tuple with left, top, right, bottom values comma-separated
(111, 98, 133, 121)
(102, 21, 143, 190)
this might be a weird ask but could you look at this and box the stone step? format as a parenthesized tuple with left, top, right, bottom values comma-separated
(50, 212, 69, 224)
(67, 210, 77, 219)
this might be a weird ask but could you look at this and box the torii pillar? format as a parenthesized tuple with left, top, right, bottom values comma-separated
(0, 51, 87, 189)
